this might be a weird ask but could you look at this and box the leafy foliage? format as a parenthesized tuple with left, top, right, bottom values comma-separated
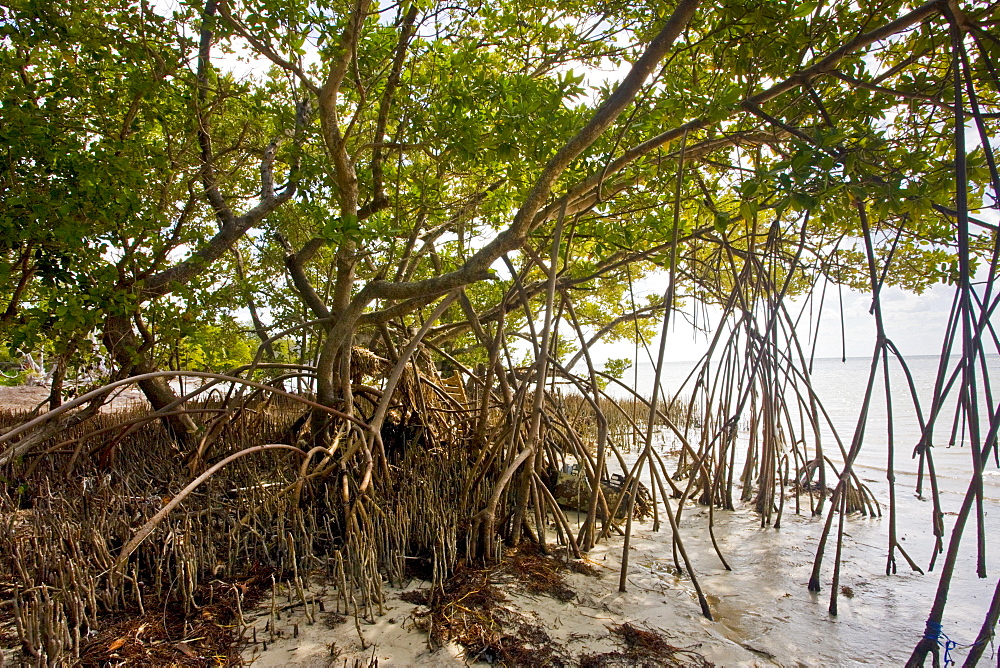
(0, 0, 995, 388)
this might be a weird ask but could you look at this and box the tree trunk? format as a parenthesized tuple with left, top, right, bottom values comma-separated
(47, 352, 67, 410)
(102, 314, 200, 447)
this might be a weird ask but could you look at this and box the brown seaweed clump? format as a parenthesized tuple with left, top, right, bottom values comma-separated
(406, 564, 569, 667)
(501, 543, 582, 603)
(580, 622, 714, 668)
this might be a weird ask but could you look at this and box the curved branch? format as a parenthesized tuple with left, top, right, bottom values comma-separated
(350, 0, 701, 308)
(116, 443, 308, 566)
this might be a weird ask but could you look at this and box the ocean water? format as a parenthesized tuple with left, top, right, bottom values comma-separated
(597, 354, 1000, 664)
(610, 354, 1000, 495)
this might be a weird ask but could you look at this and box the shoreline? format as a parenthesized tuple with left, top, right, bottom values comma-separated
(2, 382, 996, 666)
(242, 528, 769, 668)
(245, 488, 997, 667)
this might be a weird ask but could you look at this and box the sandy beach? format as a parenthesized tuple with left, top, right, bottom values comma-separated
(243, 475, 999, 667)
(241, 520, 767, 667)
(2, 371, 997, 667)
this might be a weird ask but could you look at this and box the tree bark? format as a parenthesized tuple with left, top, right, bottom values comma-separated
(102, 314, 199, 447)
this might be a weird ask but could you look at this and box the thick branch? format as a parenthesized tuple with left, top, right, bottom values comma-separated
(142, 0, 300, 300)
(351, 0, 701, 308)
(281, 236, 332, 321)
(195, 0, 236, 228)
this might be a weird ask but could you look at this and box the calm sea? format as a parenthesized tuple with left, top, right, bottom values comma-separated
(609, 354, 1000, 498)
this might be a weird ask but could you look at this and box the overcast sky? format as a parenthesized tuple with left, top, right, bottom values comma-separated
(588, 279, 967, 366)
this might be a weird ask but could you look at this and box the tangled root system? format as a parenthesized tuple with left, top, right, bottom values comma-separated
(77, 565, 274, 666)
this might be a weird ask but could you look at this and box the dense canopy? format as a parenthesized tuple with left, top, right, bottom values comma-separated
(1, 0, 995, 385)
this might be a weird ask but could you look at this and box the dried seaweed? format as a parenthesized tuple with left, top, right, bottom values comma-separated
(409, 564, 568, 667)
(579, 622, 713, 668)
(502, 544, 577, 603)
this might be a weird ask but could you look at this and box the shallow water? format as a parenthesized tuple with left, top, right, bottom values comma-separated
(674, 496, 998, 665)
(596, 463, 1000, 665)
(599, 355, 1000, 665)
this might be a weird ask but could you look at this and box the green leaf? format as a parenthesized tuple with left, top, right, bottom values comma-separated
(713, 211, 731, 233)
(790, 2, 819, 19)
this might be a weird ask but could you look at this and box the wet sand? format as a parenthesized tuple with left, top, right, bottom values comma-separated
(246, 485, 997, 667)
